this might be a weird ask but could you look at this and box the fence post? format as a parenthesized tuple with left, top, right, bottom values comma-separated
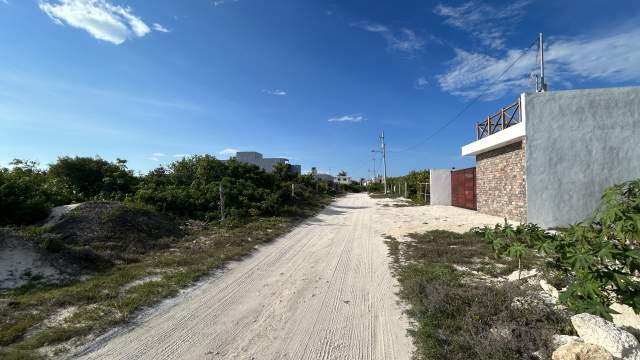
(291, 183, 295, 198)
(219, 182, 225, 221)
(404, 182, 407, 198)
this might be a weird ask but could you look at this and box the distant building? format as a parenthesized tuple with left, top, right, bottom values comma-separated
(310, 167, 334, 182)
(234, 151, 301, 175)
(335, 175, 352, 185)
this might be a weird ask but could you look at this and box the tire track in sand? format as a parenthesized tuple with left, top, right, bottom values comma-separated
(72, 194, 413, 360)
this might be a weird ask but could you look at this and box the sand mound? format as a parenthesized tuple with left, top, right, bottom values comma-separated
(51, 201, 181, 253)
(0, 229, 72, 289)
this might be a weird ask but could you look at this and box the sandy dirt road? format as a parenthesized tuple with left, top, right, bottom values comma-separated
(73, 194, 504, 360)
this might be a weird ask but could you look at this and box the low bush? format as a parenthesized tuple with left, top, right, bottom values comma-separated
(386, 231, 571, 360)
(477, 179, 640, 320)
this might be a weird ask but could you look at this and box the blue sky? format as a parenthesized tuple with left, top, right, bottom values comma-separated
(1, 0, 639, 178)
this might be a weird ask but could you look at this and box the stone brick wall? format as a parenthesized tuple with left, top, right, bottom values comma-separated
(476, 139, 527, 222)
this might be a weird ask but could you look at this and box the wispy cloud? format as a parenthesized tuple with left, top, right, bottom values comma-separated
(151, 152, 165, 157)
(148, 157, 161, 162)
(352, 22, 425, 55)
(152, 23, 170, 33)
(219, 148, 238, 156)
(328, 114, 365, 123)
(263, 89, 287, 96)
(212, 0, 238, 7)
(1, 0, 8, 5)
(415, 77, 429, 89)
(437, 27, 640, 100)
(38, 0, 166, 45)
(434, 0, 532, 50)
(173, 153, 191, 158)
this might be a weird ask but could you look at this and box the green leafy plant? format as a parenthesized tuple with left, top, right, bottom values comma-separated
(477, 179, 640, 320)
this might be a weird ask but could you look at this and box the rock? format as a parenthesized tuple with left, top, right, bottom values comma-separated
(489, 326, 512, 340)
(541, 279, 560, 300)
(552, 341, 613, 360)
(506, 268, 539, 281)
(553, 334, 583, 349)
(571, 313, 640, 359)
(610, 303, 640, 334)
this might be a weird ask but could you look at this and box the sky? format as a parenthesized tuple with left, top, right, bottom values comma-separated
(1, 0, 640, 178)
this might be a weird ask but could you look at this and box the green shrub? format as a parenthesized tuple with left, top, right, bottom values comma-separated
(478, 179, 640, 319)
(0, 160, 52, 225)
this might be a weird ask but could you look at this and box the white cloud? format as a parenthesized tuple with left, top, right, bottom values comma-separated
(415, 77, 429, 89)
(434, 0, 532, 49)
(437, 27, 640, 100)
(152, 23, 170, 33)
(148, 157, 161, 162)
(212, 0, 238, 6)
(263, 89, 287, 96)
(328, 114, 365, 123)
(152, 152, 165, 157)
(173, 153, 191, 158)
(353, 22, 425, 54)
(38, 0, 163, 45)
(219, 148, 238, 156)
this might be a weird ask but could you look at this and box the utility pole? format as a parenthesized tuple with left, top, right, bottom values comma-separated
(380, 130, 388, 194)
(539, 32, 545, 92)
(371, 150, 377, 181)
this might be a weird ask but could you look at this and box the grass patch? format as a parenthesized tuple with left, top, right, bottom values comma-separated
(386, 230, 573, 360)
(0, 196, 331, 359)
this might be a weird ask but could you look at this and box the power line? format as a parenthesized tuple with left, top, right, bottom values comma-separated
(397, 39, 538, 153)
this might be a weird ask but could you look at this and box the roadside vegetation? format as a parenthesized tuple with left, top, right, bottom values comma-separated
(387, 179, 639, 359)
(368, 170, 429, 204)
(0, 155, 337, 359)
(386, 230, 572, 359)
(478, 179, 640, 320)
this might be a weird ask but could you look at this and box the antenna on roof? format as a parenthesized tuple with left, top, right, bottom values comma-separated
(537, 32, 548, 92)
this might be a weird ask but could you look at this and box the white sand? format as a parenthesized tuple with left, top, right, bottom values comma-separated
(72, 193, 505, 360)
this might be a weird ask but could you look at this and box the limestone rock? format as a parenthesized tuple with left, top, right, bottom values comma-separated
(506, 268, 539, 281)
(571, 313, 640, 359)
(552, 341, 613, 360)
(610, 303, 640, 334)
(540, 279, 560, 300)
(552, 334, 583, 349)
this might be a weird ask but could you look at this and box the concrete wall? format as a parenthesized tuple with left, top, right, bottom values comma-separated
(525, 86, 640, 228)
(429, 169, 451, 205)
(476, 140, 527, 222)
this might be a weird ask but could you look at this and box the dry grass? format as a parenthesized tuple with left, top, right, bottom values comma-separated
(385, 230, 573, 360)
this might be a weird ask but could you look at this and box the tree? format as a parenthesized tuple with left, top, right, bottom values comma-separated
(48, 156, 137, 201)
(337, 170, 347, 176)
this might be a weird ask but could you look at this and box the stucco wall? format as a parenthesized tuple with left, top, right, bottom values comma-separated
(476, 140, 527, 222)
(429, 169, 451, 205)
(525, 87, 640, 228)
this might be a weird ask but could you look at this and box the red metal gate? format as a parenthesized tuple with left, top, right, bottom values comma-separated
(451, 167, 476, 210)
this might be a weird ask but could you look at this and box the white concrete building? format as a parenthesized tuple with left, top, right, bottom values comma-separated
(234, 151, 301, 174)
(335, 175, 352, 185)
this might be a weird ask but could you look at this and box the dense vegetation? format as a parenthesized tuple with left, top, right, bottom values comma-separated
(368, 169, 430, 203)
(478, 179, 640, 320)
(0, 155, 337, 226)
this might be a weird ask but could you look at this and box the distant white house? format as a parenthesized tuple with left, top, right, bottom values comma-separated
(335, 175, 352, 185)
(234, 151, 301, 174)
(310, 167, 334, 182)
